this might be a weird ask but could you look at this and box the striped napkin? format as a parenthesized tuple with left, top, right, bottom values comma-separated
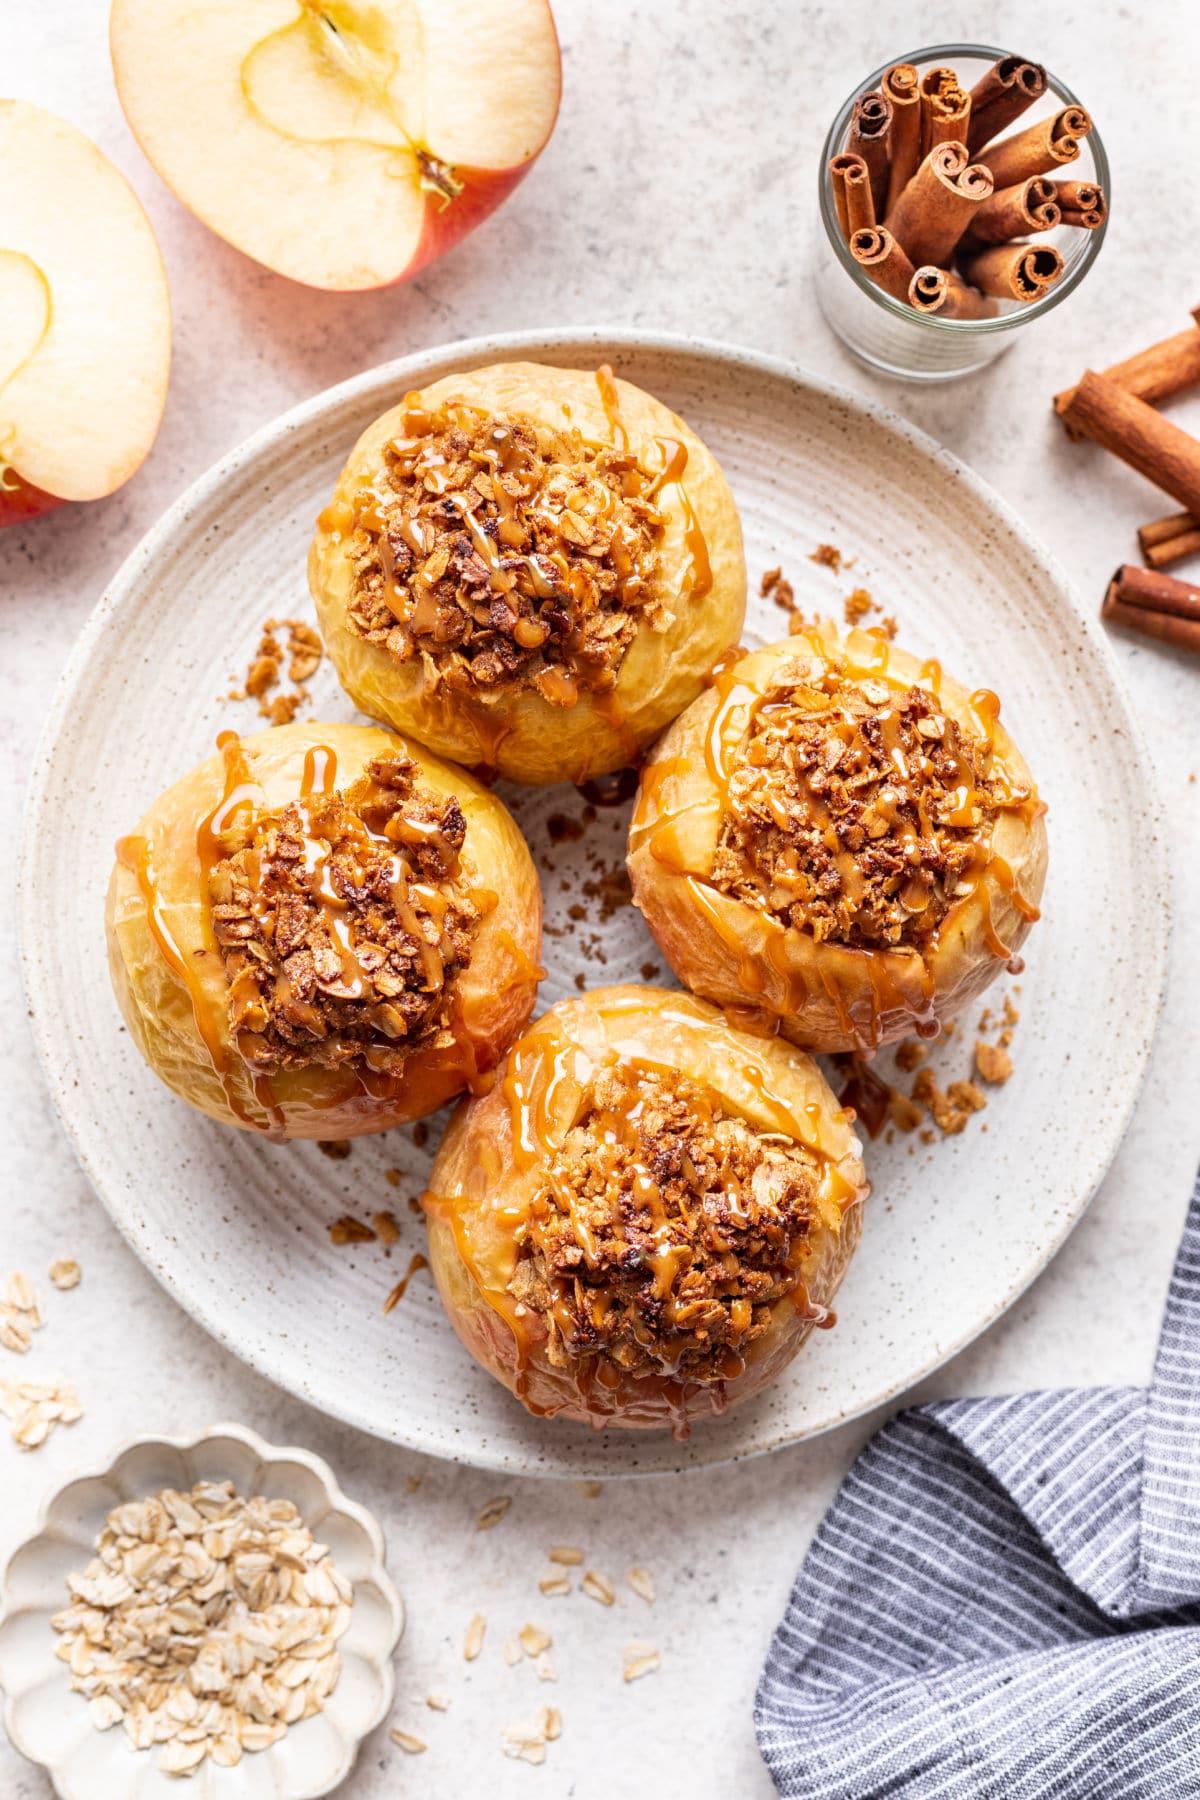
(756, 1170, 1200, 1799)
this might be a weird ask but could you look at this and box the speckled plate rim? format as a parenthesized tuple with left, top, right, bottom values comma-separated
(0, 1421, 405, 1797)
(19, 327, 1170, 1476)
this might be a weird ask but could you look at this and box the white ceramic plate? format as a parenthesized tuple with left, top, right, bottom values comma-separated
(21, 330, 1167, 1477)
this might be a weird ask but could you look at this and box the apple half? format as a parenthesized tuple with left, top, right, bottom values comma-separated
(110, 0, 562, 291)
(0, 101, 171, 528)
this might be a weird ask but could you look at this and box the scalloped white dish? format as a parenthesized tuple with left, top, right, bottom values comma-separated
(19, 329, 1168, 1477)
(0, 1425, 403, 1798)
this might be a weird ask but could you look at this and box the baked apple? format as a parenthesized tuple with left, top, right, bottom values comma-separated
(109, 0, 561, 291)
(0, 100, 170, 527)
(627, 623, 1047, 1052)
(424, 986, 866, 1433)
(105, 720, 542, 1138)
(308, 361, 746, 783)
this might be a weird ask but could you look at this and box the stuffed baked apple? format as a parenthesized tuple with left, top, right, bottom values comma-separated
(627, 623, 1047, 1052)
(105, 720, 542, 1139)
(423, 985, 866, 1433)
(308, 361, 746, 783)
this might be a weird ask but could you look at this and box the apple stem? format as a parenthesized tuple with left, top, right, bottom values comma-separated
(416, 150, 464, 208)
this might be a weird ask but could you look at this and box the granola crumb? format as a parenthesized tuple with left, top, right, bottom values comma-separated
(576, 1480, 603, 1499)
(230, 618, 322, 722)
(911, 1068, 987, 1136)
(809, 543, 842, 573)
(373, 1210, 401, 1247)
(894, 1039, 926, 1073)
(761, 566, 796, 611)
(49, 1259, 81, 1291)
(384, 1168, 403, 1187)
(878, 613, 899, 639)
(974, 1041, 1013, 1085)
(329, 1215, 376, 1246)
(842, 586, 875, 627)
(318, 1139, 352, 1160)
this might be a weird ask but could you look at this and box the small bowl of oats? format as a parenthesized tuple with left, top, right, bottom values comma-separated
(0, 1423, 403, 1797)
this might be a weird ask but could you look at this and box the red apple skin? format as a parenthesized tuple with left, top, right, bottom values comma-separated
(0, 470, 66, 529)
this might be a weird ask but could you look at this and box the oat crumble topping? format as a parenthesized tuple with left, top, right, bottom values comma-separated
(509, 1064, 825, 1384)
(712, 658, 1002, 951)
(209, 754, 477, 1076)
(344, 398, 674, 706)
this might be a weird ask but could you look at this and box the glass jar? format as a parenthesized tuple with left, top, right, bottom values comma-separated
(815, 42, 1109, 382)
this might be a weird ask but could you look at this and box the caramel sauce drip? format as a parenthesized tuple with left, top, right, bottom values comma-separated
(383, 1252, 429, 1314)
(594, 363, 628, 450)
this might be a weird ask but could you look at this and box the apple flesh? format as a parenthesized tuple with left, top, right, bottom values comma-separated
(0, 100, 171, 528)
(110, 0, 562, 291)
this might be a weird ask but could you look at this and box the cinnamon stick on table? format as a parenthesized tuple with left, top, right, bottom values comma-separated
(849, 226, 916, 302)
(882, 63, 922, 213)
(1055, 320, 1200, 431)
(847, 89, 894, 218)
(885, 141, 993, 268)
(1061, 371, 1200, 520)
(960, 242, 1063, 301)
(966, 55, 1048, 154)
(980, 107, 1092, 188)
(829, 153, 875, 236)
(959, 177, 1060, 250)
(1103, 565, 1200, 655)
(1139, 510, 1200, 570)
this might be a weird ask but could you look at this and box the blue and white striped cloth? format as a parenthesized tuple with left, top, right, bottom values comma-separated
(756, 1170, 1200, 1799)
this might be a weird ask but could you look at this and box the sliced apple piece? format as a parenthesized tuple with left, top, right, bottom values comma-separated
(0, 101, 171, 528)
(110, 0, 562, 291)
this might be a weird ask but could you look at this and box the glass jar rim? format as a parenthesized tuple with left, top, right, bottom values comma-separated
(818, 41, 1110, 335)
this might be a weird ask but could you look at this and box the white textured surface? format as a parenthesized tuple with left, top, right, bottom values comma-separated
(2, 2, 1199, 1794)
(20, 330, 1165, 1474)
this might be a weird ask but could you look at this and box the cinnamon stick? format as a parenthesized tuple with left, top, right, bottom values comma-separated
(882, 63, 922, 214)
(966, 55, 1048, 154)
(1103, 566, 1200, 654)
(1055, 320, 1200, 433)
(959, 241, 1063, 301)
(919, 68, 971, 155)
(907, 267, 995, 319)
(959, 177, 1060, 250)
(885, 141, 993, 268)
(848, 89, 894, 218)
(849, 226, 916, 302)
(1052, 179, 1107, 229)
(1106, 562, 1200, 622)
(980, 107, 1092, 188)
(830, 153, 875, 236)
(1138, 511, 1200, 570)
(1062, 371, 1200, 519)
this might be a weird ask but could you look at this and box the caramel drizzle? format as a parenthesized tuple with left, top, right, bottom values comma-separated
(594, 367, 711, 602)
(639, 638, 1043, 1048)
(383, 1252, 429, 1314)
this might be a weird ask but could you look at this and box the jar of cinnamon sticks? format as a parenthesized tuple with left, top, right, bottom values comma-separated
(816, 42, 1109, 381)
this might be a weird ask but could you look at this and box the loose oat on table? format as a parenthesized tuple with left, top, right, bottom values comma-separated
(623, 1642, 662, 1682)
(628, 1567, 656, 1604)
(576, 1481, 603, 1499)
(463, 1612, 486, 1661)
(476, 1494, 513, 1531)
(0, 1271, 42, 1355)
(539, 1572, 572, 1597)
(582, 1570, 616, 1607)
(502, 1705, 562, 1764)
(391, 1728, 427, 1754)
(51, 1480, 350, 1775)
(547, 1544, 584, 1566)
(426, 1692, 451, 1712)
(519, 1623, 552, 1658)
(503, 1636, 523, 1667)
(0, 1377, 81, 1448)
(48, 1258, 81, 1290)
(535, 1651, 558, 1682)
